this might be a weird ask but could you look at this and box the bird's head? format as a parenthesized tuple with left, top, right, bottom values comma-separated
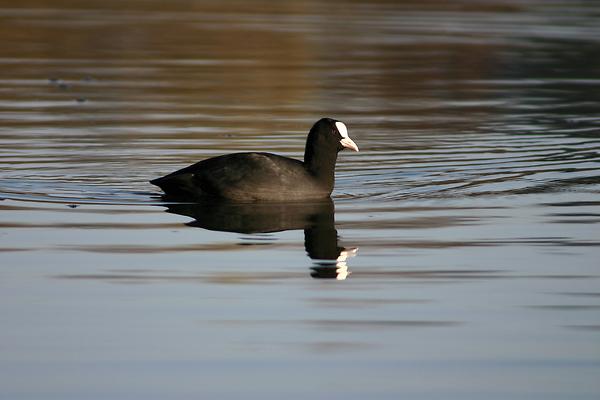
(309, 118, 359, 153)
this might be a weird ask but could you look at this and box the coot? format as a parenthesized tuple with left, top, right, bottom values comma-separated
(150, 118, 359, 201)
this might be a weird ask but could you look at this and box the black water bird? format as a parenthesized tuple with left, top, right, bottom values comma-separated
(150, 118, 359, 201)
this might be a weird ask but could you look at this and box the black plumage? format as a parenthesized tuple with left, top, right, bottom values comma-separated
(150, 118, 358, 201)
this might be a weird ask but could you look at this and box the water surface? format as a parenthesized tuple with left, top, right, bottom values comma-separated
(1, 0, 600, 399)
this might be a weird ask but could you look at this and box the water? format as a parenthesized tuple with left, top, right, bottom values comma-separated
(1, 0, 600, 398)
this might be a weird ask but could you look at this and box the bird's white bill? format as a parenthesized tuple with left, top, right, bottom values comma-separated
(340, 137, 359, 152)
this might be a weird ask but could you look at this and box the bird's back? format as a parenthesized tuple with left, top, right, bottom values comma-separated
(151, 152, 331, 201)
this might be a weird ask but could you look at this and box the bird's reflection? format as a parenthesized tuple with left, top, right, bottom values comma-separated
(165, 199, 357, 279)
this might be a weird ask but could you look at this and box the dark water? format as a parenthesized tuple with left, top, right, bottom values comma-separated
(1, 0, 600, 399)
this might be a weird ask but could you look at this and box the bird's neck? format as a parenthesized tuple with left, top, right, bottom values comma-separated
(304, 141, 338, 190)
